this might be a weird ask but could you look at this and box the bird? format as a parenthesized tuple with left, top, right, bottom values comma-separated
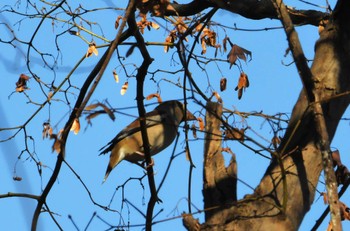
(99, 100, 196, 182)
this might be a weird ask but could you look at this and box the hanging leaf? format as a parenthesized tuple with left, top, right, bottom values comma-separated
(220, 77, 227, 92)
(115, 15, 123, 29)
(150, 21, 160, 30)
(42, 122, 52, 139)
(146, 93, 162, 103)
(322, 192, 328, 204)
(99, 104, 116, 121)
(222, 147, 235, 156)
(340, 201, 350, 220)
(235, 72, 250, 100)
(197, 117, 204, 131)
(16, 74, 30, 92)
(191, 124, 197, 139)
(212, 91, 222, 103)
(227, 44, 252, 68)
(121, 82, 128, 95)
(224, 128, 245, 141)
(86, 42, 98, 58)
(13, 176, 23, 181)
(112, 70, 119, 83)
(70, 118, 80, 135)
(68, 30, 79, 36)
(271, 135, 281, 149)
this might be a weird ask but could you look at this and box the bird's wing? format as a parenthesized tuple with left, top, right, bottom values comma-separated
(99, 109, 168, 155)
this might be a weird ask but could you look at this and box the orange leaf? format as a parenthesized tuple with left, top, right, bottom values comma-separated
(212, 91, 222, 103)
(115, 15, 122, 29)
(112, 70, 119, 83)
(322, 192, 328, 204)
(16, 74, 30, 92)
(86, 42, 98, 58)
(191, 124, 197, 139)
(220, 77, 227, 92)
(227, 44, 252, 68)
(197, 117, 204, 131)
(70, 118, 80, 135)
(235, 72, 249, 100)
(121, 82, 128, 95)
(146, 93, 162, 103)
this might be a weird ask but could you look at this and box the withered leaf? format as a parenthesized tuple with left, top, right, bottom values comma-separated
(227, 44, 252, 68)
(235, 72, 249, 100)
(222, 147, 235, 156)
(191, 124, 197, 139)
(146, 93, 163, 103)
(99, 104, 116, 121)
(42, 122, 52, 139)
(224, 128, 244, 141)
(197, 117, 204, 131)
(212, 91, 222, 103)
(86, 42, 98, 58)
(68, 30, 79, 36)
(272, 135, 281, 149)
(220, 77, 227, 92)
(85, 103, 115, 121)
(16, 74, 30, 92)
(112, 70, 119, 83)
(115, 15, 123, 29)
(13, 176, 23, 181)
(340, 201, 350, 220)
(70, 118, 80, 135)
(121, 82, 128, 95)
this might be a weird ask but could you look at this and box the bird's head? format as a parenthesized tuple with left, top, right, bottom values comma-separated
(154, 100, 196, 125)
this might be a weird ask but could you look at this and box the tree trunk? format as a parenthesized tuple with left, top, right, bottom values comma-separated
(184, 1, 350, 230)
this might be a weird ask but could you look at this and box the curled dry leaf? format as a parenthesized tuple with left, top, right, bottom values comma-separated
(85, 102, 115, 121)
(68, 30, 79, 36)
(272, 135, 281, 149)
(86, 42, 98, 58)
(235, 72, 250, 100)
(185, 147, 190, 161)
(220, 77, 227, 92)
(197, 117, 204, 131)
(322, 192, 328, 204)
(212, 91, 222, 103)
(224, 128, 244, 141)
(42, 122, 53, 139)
(16, 74, 30, 92)
(115, 15, 123, 29)
(191, 124, 197, 139)
(340, 201, 350, 220)
(70, 118, 80, 135)
(13, 176, 23, 181)
(121, 82, 128, 95)
(222, 147, 235, 156)
(227, 44, 252, 68)
(164, 30, 176, 53)
(146, 93, 163, 103)
(112, 70, 119, 83)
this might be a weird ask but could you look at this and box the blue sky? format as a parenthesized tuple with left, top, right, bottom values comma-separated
(1, 0, 350, 230)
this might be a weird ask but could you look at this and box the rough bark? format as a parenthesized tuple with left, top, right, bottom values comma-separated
(193, 0, 350, 230)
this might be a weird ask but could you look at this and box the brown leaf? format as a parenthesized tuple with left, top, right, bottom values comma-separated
(220, 77, 227, 92)
(115, 15, 123, 29)
(70, 118, 80, 135)
(13, 176, 22, 181)
(16, 74, 30, 92)
(272, 135, 281, 149)
(121, 82, 128, 95)
(212, 91, 222, 103)
(340, 201, 350, 220)
(322, 192, 328, 204)
(146, 93, 162, 103)
(222, 147, 235, 156)
(112, 70, 119, 83)
(86, 42, 98, 58)
(197, 117, 204, 131)
(227, 44, 252, 68)
(224, 128, 244, 141)
(185, 147, 190, 161)
(68, 30, 79, 36)
(126, 44, 136, 57)
(85, 103, 101, 111)
(100, 104, 116, 121)
(191, 124, 197, 139)
(42, 122, 52, 139)
(201, 38, 207, 55)
(235, 72, 249, 100)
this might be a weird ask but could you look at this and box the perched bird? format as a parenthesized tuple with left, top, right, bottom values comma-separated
(100, 100, 196, 182)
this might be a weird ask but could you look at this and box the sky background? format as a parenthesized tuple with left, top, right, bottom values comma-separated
(1, 0, 350, 230)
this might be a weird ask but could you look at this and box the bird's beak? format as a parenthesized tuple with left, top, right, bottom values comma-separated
(185, 110, 197, 121)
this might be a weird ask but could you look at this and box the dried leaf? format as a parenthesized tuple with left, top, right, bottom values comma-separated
(224, 128, 244, 141)
(332, 150, 342, 167)
(191, 124, 197, 139)
(70, 118, 80, 135)
(227, 44, 252, 68)
(272, 135, 281, 149)
(86, 112, 103, 125)
(222, 147, 234, 156)
(220, 77, 227, 92)
(52, 135, 61, 153)
(322, 192, 328, 204)
(146, 93, 162, 103)
(212, 91, 222, 103)
(201, 38, 207, 55)
(235, 72, 249, 100)
(223, 36, 230, 53)
(16, 74, 30, 92)
(121, 82, 128, 95)
(197, 117, 204, 131)
(112, 70, 119, 83)
(68, 30, 79, 36)
(86, 42, 98, 58)
(115, 15, 123, 29)
(13, 176, 22, 181)
(150, 21, 160, 30)
(85, 103, 101, 111)
(185, 147, 190, 161)
(42, 122, 52, 139)
(340, 201, 350, 220)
